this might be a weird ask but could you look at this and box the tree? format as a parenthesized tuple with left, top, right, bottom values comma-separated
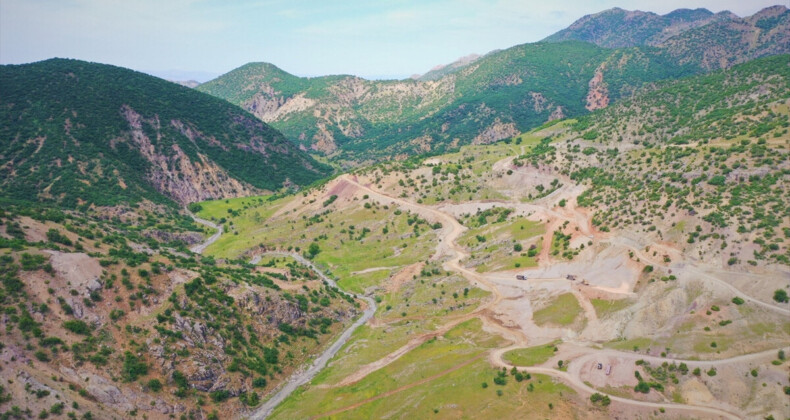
(307, 243, 320, 258)
(147, 379, 162, 392)
(773, 289, 788, 303)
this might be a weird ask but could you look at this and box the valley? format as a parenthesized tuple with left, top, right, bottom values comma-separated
(191, 125, 788, 418)
(1, 4, 789, 420)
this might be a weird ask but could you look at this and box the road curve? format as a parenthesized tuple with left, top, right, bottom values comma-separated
(248, 252, 377, 420)
(185, 210, 377, 419)
(187, 211, 223, 254)
(512, 365, 739, 420)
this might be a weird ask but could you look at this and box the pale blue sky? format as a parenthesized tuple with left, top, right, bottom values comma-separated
(0, 0, 784, 81)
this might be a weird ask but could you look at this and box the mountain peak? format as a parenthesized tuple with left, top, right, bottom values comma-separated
(542, 6, 785, 49)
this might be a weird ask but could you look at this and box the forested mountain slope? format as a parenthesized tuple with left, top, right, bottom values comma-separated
(0, 59, 331, 208)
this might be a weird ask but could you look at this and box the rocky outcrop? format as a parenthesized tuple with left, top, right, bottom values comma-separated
(121, 105, 258, 205)
(585, 65, 610, 111)
(142, 229, 203, 245)
(473, 120, 519, 144)
(548, 106, 566, 122)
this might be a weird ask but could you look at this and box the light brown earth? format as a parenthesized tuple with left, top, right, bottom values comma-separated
(292, 150, 789, 418)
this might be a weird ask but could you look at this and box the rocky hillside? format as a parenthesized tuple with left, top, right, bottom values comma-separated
(197, 7, 789, 165)
(545, 6, 790, 69)
(0, 59, 331, 208)
(0, 201, 359, 419)
(198, 42, 694, 164)
(546, 54, 790, 266)
(543, 7, 731, 48)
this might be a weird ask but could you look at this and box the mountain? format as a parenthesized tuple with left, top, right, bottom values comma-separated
(542, 7, 727, 48)
(198, 6, 789, 165)
(0, 59, 331, 208)
(172, 79, 201, 88)
(197, 42, 695, 164)
(544, 6, 790, 69)
(658, 5, 790, 70)
(415, 53, 482, 81)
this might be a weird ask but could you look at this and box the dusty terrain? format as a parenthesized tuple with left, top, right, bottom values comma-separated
(257, 145, 789, 419)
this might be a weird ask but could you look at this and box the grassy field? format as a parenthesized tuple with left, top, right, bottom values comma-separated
(270, 319, 578, 419)
(196, 192, 438, 292)
(459, 217, 544, 272)
(591, 298, 632, 319)
(198, 194, 292, 258)
(194, 194, 272, 220)
(533, 293, 583, 326)
(503, 342, 559, 366)
(605, 337, 655, 352)
(377, 274, 491, 323)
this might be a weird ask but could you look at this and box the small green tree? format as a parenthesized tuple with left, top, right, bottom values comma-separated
(307, 243, 320, 258)
(773, 289, 788, 303)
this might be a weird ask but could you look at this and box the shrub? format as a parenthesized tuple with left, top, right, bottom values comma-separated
(209, 390, 230, 402)
(773, 289, 788, 303)
(147, 379, 162, 392)
(122, 351, 148, 382)
(63, 320, 91, 335)
(731, 297, 745, 305)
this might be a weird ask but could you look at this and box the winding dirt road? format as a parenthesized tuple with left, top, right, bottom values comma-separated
(191, 154, 788, 419)
(313, 173, 787, 419)
(187, 212, 223, 254)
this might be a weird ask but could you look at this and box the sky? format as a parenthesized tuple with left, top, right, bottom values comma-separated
(1, 0, 785, 81)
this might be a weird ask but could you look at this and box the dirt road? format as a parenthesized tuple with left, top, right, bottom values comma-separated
(319, 172, 783, 419)
(248, 252, 377, 419)
(187, 212, 223, 254)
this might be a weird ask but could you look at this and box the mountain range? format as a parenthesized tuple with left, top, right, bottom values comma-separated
(195, 6, 789, 164)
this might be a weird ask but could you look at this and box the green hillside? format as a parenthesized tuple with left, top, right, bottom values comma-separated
(0, 58, 331, 208)
(198, 41, 696, 163)
(560, 55, 790, 265)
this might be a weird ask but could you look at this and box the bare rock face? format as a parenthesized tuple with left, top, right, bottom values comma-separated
(585, 65, 610, 111)
(473, 120, 519, 145)
(142, 229, 203, 245)
(311, 122, 338, 154)
(46, 251, 103, 290)
(547, 106, 566, 122)
(121, 105, 258, 205)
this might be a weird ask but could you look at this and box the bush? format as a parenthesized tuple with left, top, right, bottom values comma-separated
(122, 351, 148, 382)
(773, 289, 788, 303)
(34, 350, 50, 362)
(731, 297, 745, 305)
(634, 381, 650, 393)
(209, 390, 230, 402)
(147, 379, 162, 392)
(63, 320, 91, 335)
(590, 392, 611, 406)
